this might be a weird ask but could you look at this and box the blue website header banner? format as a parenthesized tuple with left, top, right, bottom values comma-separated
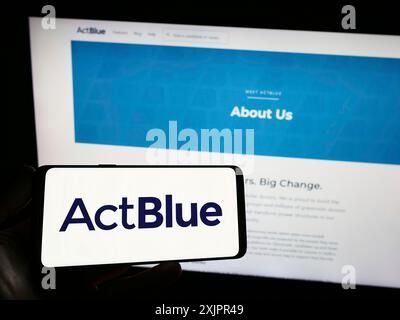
(71, 40, 400, 165)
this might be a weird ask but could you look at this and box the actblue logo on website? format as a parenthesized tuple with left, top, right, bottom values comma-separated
(76, 26, 106, 35)
(59, 195, 223, 231)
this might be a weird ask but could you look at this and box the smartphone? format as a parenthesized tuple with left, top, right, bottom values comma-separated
(34, 165, 246, 268)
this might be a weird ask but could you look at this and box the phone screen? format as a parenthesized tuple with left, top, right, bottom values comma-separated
(39, 166, 246, 267)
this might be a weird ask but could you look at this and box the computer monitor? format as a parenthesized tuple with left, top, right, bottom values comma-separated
(29, 17, 400, 288)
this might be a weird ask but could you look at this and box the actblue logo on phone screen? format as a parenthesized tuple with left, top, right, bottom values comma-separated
(41, 167, 240, 267)
(59, 195, 222, 231)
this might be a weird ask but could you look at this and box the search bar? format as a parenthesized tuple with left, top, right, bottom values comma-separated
(163, 29, 228, 44)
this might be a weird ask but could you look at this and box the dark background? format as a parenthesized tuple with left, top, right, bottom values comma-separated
(2, 1, 400, 301)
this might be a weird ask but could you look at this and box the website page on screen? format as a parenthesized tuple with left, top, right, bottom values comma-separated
(29, 17, 400, 288)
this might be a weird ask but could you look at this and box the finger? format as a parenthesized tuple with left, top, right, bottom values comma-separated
(97, 262, 182, 297)
(86, 265, 132, 290)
